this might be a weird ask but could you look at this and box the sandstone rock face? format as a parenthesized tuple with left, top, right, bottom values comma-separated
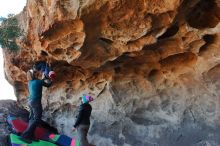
(3, 0, 220, 145)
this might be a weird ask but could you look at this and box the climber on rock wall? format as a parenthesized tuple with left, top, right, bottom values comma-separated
(20, 69, 53, 143)
(33, 61, 56, 80)
(33, 51, 56, 81)
(72, 94, 93, 146)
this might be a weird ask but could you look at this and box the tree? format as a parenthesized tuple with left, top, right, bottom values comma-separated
(0, 14, 22, 52)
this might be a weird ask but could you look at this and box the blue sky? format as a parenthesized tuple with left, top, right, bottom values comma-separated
(0, 0, 26, 100)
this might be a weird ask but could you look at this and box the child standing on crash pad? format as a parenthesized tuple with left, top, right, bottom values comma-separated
(20, 69, 52, 143)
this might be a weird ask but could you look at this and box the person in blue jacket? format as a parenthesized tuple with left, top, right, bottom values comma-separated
(20, 69, 52, 143)
(33, 61, 51, 78)
(33, 61, 56, 81)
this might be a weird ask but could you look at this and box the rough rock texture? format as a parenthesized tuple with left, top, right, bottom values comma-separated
(3, 0, 220, 145)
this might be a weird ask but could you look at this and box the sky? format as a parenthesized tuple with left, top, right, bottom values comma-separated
(0, 0, 26, 17)
(0, 0, 26, 100)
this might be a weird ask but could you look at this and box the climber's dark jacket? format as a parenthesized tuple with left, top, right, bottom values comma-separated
(74, 103, 92, 128)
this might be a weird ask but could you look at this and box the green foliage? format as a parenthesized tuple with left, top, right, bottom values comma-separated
(0, 14, 22, 52)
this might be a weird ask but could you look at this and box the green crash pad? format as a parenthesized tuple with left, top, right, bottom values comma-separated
(10, 134, 58, 146)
